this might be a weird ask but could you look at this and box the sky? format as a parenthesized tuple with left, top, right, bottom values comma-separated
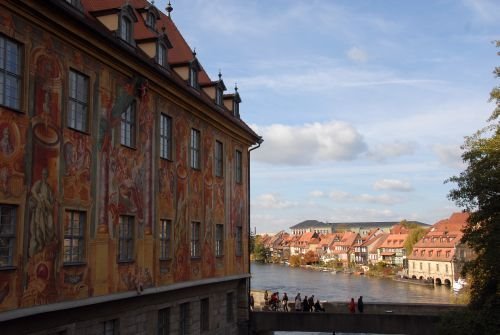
(156, 0, 499, 233)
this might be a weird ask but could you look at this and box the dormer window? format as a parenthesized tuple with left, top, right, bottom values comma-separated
(189, 65, 198, 89)
(157, 42, 167, 67)
(216, 87, 223, 106)
(120, 14, 133, 43)
(147, 12, 156, 29)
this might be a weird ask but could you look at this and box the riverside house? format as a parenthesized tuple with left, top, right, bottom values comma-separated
(408, 212, 474, 285)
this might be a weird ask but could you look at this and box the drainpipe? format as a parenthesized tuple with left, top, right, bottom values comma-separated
(247, 136, 263, 316)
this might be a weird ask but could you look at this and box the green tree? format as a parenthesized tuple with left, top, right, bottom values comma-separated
(403, 226, 427, 255)
(252, 236, 270, 262)
(446, 42, 500, 315)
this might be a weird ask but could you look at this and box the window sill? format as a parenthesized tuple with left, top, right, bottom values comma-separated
(117, 259, 135, 264)
(63, 261, 87, 267)
(159, 258, 172, 262)
(0, 266, 17, 271)
(160, 156, 173, 162)
(190, 256, 201, 260)
(67, 126, 90, 136)
(216, 255, 224, 259)
(120, 143, 137, 151)
(0, 104, 23, 114)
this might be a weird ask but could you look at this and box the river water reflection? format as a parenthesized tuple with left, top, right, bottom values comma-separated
(251, 262, 457, 304)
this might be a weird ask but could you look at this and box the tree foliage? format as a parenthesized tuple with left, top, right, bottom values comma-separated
(446, 41, 500, 312)
(252, 236, 270, 263)
(403, 226, 427, 255)
(289, 255, 302, 267)
(303, 250, 319, 264)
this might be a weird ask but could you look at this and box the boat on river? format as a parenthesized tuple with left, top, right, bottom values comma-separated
(393, 276, 434, 286)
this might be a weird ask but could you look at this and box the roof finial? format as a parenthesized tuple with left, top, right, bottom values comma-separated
(151, 0, 155, 5)
(218, 69, 222, 80)
(192, 48, 197, 57)
(235, 83, 238, 92)
(166, 1, 173, 17)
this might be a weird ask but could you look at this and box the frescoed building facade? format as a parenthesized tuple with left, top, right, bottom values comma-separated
(0, 0, 260, 334)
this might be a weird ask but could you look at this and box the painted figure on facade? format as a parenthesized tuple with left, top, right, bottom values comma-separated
(0, 127, 14, 155)
(29, 168, 55, 257)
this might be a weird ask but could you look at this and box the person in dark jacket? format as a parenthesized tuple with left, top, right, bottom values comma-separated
(357, 296, 364, 313)
(314, 300, 325, 312)
(308, 295, 315, 312)
(303, 296, 310, 312)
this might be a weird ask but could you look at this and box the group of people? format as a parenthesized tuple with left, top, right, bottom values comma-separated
(252, 290, 365, 314)
(293, 293, 325, 312)
(263, 290, 290, 311)
(261, 290, 325, 312)
(348, 296, 364, 313)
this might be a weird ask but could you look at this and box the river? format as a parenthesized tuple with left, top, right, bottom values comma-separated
(250, 262, 459, 335)
(251, 262, 456, 304)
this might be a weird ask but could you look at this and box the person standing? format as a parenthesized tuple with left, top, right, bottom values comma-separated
(264, 290, 269, 306)
(348, 297, 356, 313)
(357, 296, 364, 313)
(249, 294, 255, 311)
(282, 292, 289, 312)
(308, 295, 314, 312)
(303, 295, 310, 312)
(295, 293, 302, 311)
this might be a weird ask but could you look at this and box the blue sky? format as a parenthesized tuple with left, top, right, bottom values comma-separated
(157, 0, 499, 233)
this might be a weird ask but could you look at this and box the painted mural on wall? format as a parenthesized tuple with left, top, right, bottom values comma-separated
(172, 117, 190, 282)
(202, 132, 215, 277)
(22, 47, 63, 307)
(0, 5, 251, 313)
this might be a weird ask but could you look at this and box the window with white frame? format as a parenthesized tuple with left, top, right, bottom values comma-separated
(215, 224, 223, 257)
(190, 128, 200, 169)
(190, 221, 200, 258)
(68, 70, 89, 132)
(215, 140, 223, 177)
(235, 150, 242, 183)
(121, 101, 136, 147)
(159, 219, 171, 260)
(0, 35, 21, 110)
(64, 210, 85, 264)
(0, 205, 16, 267)
(160, 114, 172, 160)
(118, 215, 134, 262)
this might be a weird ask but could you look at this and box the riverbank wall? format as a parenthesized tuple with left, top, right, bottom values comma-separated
(250, 289, 464, 314)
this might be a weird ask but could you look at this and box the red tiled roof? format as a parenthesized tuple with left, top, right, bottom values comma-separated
(378, 234, 408, 248)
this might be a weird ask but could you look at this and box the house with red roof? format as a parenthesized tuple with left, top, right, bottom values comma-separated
(330, 231, 359, 265)
(376, 233, 409, 266)
(408, 212, 474, 285)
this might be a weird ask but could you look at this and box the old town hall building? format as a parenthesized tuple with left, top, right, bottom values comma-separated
(0, 0, 261, 334)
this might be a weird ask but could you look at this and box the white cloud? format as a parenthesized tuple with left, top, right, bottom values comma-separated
(462, 0, 500, 23)
(253, 193, 297, 209)
(367, 141, 417, 161)
(433, 144, 465, 169)
(326, 208, 396, 222)
(251, 121, 367, 165)
(347, 47, 368, 62)
(328, 190, 403, 205)
(373, 179, 414, 192)
(309, 190, 325, 198)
